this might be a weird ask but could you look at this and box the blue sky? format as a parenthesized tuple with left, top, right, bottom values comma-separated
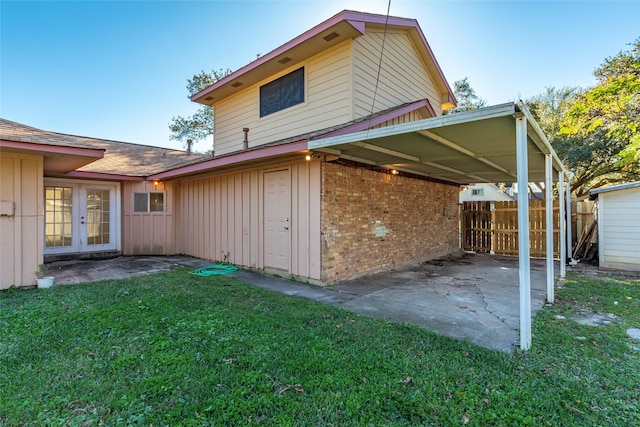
(1, 0, 638, 150)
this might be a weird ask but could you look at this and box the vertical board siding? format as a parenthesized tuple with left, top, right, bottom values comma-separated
(213, 41, 352, 156)
(122, 181, 174, 255)
(371, 110, 428, 129)
(174, 160, 321, 280)
(0, 152, 43, 289)
(600, 187, 640, 271)
(353, 30, 441, 118)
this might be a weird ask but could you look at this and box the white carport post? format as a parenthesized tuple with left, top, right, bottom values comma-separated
(566, 180, 572, 260)
(516, 114, 532, 350)
(559, 173, 567, 278)
(545, 154, 554, 303)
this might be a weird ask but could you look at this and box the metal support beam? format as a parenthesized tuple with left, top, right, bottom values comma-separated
(559, 173, 566, 278)
(545, 154, 554, 304)
(516, 115, 532, 351)
(566, 180, 572, 260)
(418, 129, 518, 179)
(357, 142, 486, 181)
(352, 142, 420, 162)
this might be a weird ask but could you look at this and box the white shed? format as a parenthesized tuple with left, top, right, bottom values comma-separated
(590, 181, 640, 272)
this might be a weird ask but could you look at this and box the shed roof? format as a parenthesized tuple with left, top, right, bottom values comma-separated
(0, 118, 207, 178)
(590, 181, 640, 197)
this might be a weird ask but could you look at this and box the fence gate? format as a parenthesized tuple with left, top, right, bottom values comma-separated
(461, 201, 492, 253)
(461, 200, 559, 258)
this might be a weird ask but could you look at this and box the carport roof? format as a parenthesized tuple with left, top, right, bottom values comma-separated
(311, 102, 572, 351)
(309, 102, 567, 185)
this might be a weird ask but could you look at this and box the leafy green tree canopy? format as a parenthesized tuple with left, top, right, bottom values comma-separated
(168, 68, 232, 148)
(528, 38, 640, 198)
(444, 77, 486, 114)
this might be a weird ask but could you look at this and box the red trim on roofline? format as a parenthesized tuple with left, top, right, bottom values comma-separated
(63, 171, 145, 181)
(313, 99, 436, 140)
(191, 10, 366, 102)
(405, 19, 456, 106)
(0, 139, 105, 158)
(148, 140, 309, 180)
(191, 10, 454, 106)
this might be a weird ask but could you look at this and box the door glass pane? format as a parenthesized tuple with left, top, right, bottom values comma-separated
(45, 186, 73, 248)
(86, 189, 110, 245)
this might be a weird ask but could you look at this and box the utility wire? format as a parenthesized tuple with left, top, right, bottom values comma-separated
(364, 0, 392, 142)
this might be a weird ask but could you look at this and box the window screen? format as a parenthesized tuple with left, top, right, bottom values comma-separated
(134, 193, 164, 212)
(260, 67, 304, 117)
(134, 193, 149, 212)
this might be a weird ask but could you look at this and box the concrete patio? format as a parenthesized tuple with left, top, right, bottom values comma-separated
(48, 252, 558, 353)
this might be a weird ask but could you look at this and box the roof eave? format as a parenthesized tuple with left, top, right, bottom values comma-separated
(590, 181, 640, 197)
(63, 171, 146, 181)
(191, 10, 366, 105)
(191, 10, 455, 108)
(0, 139, 105, 158)
(1, 139, 106, 175)
(148, 140, 309, 180)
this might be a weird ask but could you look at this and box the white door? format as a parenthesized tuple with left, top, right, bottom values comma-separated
(264, 170, 291, 270)
(44, 180, 120, 254)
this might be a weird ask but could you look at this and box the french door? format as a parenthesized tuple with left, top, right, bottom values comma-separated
(44, 179, 120, 254)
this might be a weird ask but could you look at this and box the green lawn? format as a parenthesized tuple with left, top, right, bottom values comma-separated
(1, 270, 638, 426)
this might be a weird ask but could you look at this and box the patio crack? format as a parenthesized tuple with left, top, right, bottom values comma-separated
(440, 281, 513, 333)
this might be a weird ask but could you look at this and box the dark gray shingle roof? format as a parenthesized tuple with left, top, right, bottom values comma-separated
(0, 118, 208, 176)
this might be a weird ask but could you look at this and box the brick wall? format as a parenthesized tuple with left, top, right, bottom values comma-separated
(321, 162, 460, 282)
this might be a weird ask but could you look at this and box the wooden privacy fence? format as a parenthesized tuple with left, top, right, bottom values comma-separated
(462, 200, 560, 258)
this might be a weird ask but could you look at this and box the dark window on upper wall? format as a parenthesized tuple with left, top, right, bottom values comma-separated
(260, 67, 304, 117)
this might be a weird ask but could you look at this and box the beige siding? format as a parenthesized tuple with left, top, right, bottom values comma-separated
(213, 41, 352, 156)
(0, 152, 43, 289)
(353, 29, 442, 118)
(598, 187, 640, 271)
(122, 181, 175, 255)
(173, 159, 321, 280)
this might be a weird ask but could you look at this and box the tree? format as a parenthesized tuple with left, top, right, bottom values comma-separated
(168, 68, 232, 149)
(444, 77, 486, 114)
(526, 86, 581, 141)
(558, 38, 640, 197)
(527, 38, 640, 198)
